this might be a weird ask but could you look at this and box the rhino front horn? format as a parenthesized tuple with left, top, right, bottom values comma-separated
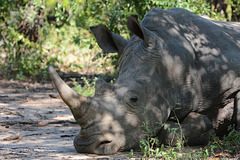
(48, 65, 90, 127)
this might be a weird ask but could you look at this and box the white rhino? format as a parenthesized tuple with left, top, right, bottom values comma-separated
(49, 8, 240, 154)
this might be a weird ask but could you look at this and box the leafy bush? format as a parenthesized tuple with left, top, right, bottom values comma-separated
(1, 0, 239, 80)
(0, 0, 59, 80)
(71, 77, 98, 97)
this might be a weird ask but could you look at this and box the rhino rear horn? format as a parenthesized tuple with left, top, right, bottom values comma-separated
(127, 15, 159, 47)
(48, 65, 89, 127)
(95, 78, 114, 96)
(90, 24, 128, 54)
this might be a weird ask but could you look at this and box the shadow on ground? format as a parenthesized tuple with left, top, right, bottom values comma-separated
(0, 79, 134, 159)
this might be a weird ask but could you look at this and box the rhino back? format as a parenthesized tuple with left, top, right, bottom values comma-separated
(138, 8, 240, 113)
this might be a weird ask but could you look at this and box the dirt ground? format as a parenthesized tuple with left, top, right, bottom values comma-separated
(0, 79, 134, 160)
(1, 79, 239, 160)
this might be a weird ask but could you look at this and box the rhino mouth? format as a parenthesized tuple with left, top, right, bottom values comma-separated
(95, 139, 120, 154)
(96, 140, 113, 151)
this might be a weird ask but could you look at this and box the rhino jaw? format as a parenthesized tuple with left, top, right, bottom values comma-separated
(74, 128, 141, 155)
(74, 132, 124, 155)
(76, 127, 142, 154)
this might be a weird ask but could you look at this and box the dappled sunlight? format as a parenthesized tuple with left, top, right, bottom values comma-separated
(220, 71, 238, 90)
(0, 79, 84, 159)
(3, 5, 239, 158)
(2, 0, 240, 158)
(162, 54, 185, 81)
(72, 7, 240, 155)
(125, 113, 139, 127)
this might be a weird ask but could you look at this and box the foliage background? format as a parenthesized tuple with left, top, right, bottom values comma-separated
(0, 0, 239, 81)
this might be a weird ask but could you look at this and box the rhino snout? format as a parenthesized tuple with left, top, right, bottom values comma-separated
(74, 133, 122, 154)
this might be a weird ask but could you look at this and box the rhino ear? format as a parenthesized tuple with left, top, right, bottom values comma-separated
(90, 24, 128, 53)
(127, 15, 157, 47)
(127, 15, 144, 39)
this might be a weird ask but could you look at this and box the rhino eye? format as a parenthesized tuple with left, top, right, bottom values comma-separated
(124, 92, 139, 108)
(129, 96, 138, 103)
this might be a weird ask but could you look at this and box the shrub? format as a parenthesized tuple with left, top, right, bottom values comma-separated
(1, 0, 239, 80)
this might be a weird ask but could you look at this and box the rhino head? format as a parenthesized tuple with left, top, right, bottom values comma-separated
(49, 15, 172, 154)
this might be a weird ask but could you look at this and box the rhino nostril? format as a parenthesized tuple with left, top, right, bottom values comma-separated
(99, 140, 112, 145)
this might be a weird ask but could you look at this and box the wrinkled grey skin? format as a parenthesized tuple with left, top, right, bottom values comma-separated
(49, 8, 240, 155)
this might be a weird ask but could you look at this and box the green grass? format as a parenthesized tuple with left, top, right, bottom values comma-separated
(129, 124, 239, 159)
